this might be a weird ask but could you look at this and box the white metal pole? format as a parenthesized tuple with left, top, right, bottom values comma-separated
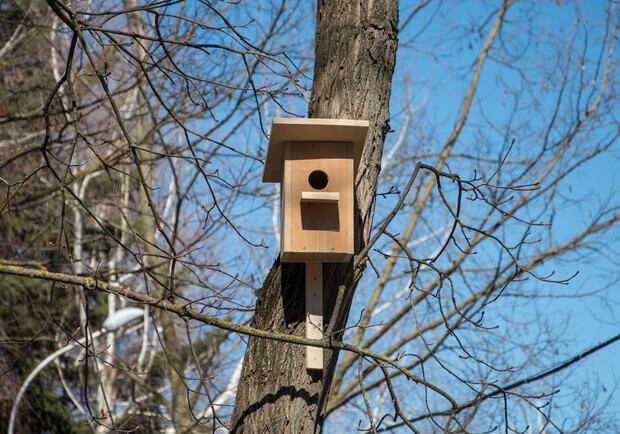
(9, 307, 146, 433)
(8, 330, 104, 434)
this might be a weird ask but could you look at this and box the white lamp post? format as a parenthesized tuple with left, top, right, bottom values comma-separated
(8, 307, 147, 434)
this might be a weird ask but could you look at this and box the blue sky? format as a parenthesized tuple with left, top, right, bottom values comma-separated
(388, 0, 619, 425)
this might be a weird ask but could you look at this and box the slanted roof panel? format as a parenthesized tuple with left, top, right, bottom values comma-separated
(262, 118, 369, 183)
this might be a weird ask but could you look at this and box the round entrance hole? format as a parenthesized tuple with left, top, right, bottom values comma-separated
(308, 170, 329, 190)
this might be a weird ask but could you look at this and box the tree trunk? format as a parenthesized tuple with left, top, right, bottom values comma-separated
(230, 1, 398, 432)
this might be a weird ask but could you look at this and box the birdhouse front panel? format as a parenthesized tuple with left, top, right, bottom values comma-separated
(280, 141, 353, 262)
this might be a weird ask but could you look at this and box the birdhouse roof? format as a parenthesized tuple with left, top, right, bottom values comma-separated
(262, 118, 369, 183)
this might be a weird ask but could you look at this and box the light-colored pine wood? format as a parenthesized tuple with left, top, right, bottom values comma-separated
(263, 118, 369, 263)
(306, 262, 323, 370)
(300, 191, 340, 203)
(282, 142, 293, 255)
(280, 141, 354, 262)
(263, 118, 368, 183)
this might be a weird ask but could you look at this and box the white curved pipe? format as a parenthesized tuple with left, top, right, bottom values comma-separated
(8, 329, 104, 434)
(9, 307, 147, 433)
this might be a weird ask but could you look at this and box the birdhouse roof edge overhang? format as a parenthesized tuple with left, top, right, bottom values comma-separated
(262, 118, 370, 183)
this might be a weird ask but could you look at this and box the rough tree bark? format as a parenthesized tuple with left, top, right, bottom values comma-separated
(230, 1, 399, 432)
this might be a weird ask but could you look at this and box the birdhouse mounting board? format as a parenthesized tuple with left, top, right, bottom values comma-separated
(261, 118, 369, 371)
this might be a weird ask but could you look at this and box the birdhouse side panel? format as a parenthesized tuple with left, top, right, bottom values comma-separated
(280, 141, 354, 262)
(282, 149, 293, 256)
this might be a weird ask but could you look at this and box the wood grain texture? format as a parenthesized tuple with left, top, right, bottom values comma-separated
(306, 262, 323, 370)
(281, 141, 353, 262)
(300, 191, 340, 203)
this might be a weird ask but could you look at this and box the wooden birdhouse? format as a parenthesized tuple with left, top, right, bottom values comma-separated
(262, 118, 369, 263)
(262, 117, 369, 370)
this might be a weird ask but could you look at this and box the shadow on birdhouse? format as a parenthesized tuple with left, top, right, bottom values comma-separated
(263, 118, 369, 263)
